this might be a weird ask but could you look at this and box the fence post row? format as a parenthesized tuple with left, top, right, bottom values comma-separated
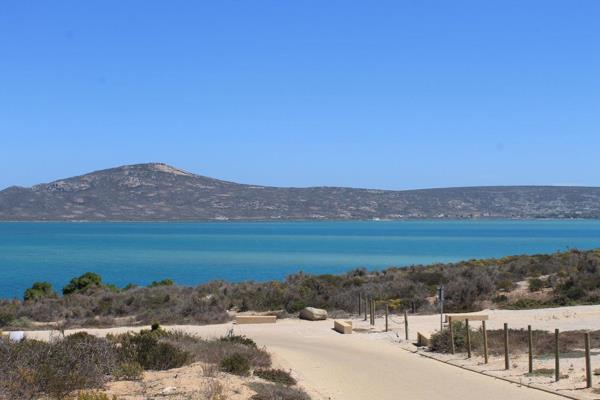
(504, 323, 509, 370)
(445, 320, 594, 388)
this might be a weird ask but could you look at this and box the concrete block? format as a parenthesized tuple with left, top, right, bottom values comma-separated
(334, 320, 352, 334)
(235, 315, 277, 324)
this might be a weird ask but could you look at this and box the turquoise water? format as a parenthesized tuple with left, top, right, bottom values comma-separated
(1, 220, 600, 299)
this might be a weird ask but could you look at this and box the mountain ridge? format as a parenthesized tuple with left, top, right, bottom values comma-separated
(1, 163, 600, 220)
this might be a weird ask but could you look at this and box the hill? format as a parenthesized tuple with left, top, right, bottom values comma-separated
(1, 163, 599, 220)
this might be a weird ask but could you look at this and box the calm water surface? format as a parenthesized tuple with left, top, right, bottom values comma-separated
(1, 220, 599, 299)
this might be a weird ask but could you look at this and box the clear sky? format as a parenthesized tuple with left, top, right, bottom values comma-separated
(1, 1, 599, 190)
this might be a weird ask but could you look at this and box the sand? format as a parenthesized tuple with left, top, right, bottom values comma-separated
(24, 306, 599, 400)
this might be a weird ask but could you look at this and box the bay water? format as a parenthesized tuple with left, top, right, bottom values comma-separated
(1, 220, 599, 299)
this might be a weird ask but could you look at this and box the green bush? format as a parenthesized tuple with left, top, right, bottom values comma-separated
(220, 353, 250, 376)
(24, 281, 55, 301)
(496, 279, 515, 292)
(0, 308, 16, 327)
(249, 382, 310, 400)
(149, 279, 174, 287)
(506, 298, 547, 309)
(492, 294, 508, 303)
(63, 272, 103, 295)
(113, 361, 143, 381)
(528, 278, 545, 292)
(113, 330, 189, 370)
(429, 322, 482, 353)
(254, 369, 296, 386)
(285, 299, 307, 313)
(75, 391, 118, 400)
(219, 335, 257, 349)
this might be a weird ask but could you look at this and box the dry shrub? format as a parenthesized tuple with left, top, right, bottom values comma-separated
(196, 337, 271, 369)
(0, 333, 117, 400)
(203, 379, 226, 400)
(112, 361, 143, 381)
(72, 391, 118, 400)
(429, 322, 482, 353)
(5, 249, 600, 329)
(110, 329, 190, 371)
(0, 329, 271, 399)
(220, 353, 250, 376)
(201, 363, 219, 378)
(248, 382, 311, 400)
(254, 369, 296, 386)
(219, 335, 257, 348)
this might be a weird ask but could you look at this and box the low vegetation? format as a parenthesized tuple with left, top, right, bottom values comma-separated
(248, 382, 311, 400)
(254, 368, 297, 386)
(0, 327, 274, 400)
(430, 322, 600, 356)
(2, 248, 600, 329)
(219, 352, 251, 376)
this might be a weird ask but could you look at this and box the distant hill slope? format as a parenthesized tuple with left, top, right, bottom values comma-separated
(1, 163, 599, 220)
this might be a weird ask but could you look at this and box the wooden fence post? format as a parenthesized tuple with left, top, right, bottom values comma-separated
(482, 320, 488, 363)
(504, 323, 509, 370)
(385, 303, 389, 332)
(585, 332, 592, 388)
(528, 325, 533, 374)
(555, 328, 560, 382)
(449, 316, 455, 354)
(358, 293, 362, 316)
(404, 309, 409, 340)
(371, 299, 375, 326)
(466, 319, 471, 358)
(371, 299, 375, 325)
(364, 297, 368, 321)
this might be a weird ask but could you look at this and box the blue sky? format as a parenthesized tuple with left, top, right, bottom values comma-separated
(1, 1, 599, 190)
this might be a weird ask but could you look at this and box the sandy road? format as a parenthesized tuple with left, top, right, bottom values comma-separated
(235, 320, 563, 400)
(25, 318, 564, 400)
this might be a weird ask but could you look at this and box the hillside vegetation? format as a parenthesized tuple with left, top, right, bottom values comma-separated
(0, 325, 309, 400)
(2, 248, 600, 329)
(2, 163, 600, 220)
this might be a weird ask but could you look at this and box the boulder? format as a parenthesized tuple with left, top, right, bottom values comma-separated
(299, 307, 328, 321)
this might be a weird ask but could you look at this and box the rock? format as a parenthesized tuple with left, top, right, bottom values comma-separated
(8, 331, 25, 342)
(299, 307, 328, 321)
(161, 387, 177, 395)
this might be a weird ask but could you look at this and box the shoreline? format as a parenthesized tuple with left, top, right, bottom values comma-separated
(0, 217, 596, 223)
